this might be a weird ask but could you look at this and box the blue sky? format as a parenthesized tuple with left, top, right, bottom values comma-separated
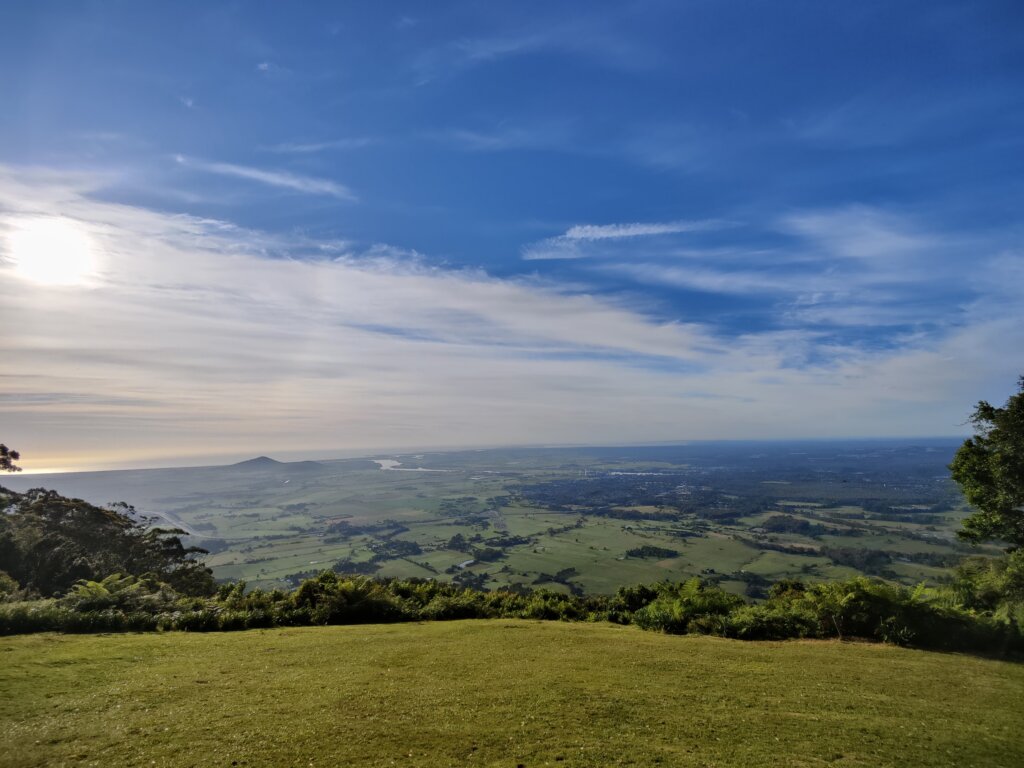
(1, 1, 1022, 470)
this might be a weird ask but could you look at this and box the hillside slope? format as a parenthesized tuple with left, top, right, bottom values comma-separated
(2, 621, 1022, 767)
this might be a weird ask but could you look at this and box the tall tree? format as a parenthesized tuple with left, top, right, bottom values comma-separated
(0, 443, 20, 473)
(0, 489, 216, 597)
(950, 376, 1024, 549)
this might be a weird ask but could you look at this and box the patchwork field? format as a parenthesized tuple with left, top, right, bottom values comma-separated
(5, 440, 988, 594)
(2, 621, 1022, 767)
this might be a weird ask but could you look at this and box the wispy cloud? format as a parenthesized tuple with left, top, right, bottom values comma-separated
(452, 34, 546, 64)
(523, 219, 725, 260)
(594, 205, 1014, 341)
(792, 86, 1018, 149)
(780, 206, 935, 263)
(605, 262, 806, 295)
(440, 124, 570, 152)
(564, 221, 725, 241)
(413, 13, 658, 84)
(621, 123, 711, 172)
(263, 138, 376, 154)
(175, 156, 357, 201)
(254, 60, 292, 77)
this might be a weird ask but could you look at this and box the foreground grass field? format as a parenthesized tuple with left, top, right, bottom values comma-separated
(2, 621, 1022, 767)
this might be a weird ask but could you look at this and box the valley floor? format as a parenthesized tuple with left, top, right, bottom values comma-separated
(2, 621, 1022, 767)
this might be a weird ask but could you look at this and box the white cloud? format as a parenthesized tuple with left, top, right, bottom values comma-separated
(521, 238, 585, 261)
(441, 125, 569, 152)
(264, 138, 376, 154)
(413, 14, 658, 85)
(780, 206, 934, 262)
(0, 167, 1018, 470)
(793, 87, 1014, 150)
(621, 123, 711, 172)
(523, 219, 723, 260)
(176, 156, 357, 201)
(564, 220, 724, 241)
(605, 262, 806, 295)
(454, 34, 548, 63)
(581, 205, 997, 328)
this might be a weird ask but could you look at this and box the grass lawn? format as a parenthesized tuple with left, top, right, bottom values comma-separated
(2, 621, 1022, 767)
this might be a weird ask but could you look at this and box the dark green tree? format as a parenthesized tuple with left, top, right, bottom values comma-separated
(0, 443, 20, 473)
(950, 376, 1024, 549)
(0, 489, 216, 597)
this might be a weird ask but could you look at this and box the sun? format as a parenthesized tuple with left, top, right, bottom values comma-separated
(5, 217, 98, 286)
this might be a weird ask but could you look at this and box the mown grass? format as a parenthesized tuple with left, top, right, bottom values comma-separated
(2, 621, 1022, 767)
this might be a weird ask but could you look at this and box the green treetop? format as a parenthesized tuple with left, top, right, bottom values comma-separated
(0, 443, 20, 473)
(950, 376, 1024, 549)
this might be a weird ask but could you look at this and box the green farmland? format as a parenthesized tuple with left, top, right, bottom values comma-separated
(5, 440, 986, 595)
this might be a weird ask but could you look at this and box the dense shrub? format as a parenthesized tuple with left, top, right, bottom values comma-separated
(291, 572, 412, 624)
(768, 577, 1022, 655)
(0, 570, 22, 598)
(0, 601, 69, 634)
(422, 594, 492, 620)
(1, 570, 1020, 658)
(60, 574, 178, 613)
(724, 604, 819, 641)
(632, 579, 745, 634)
(949, 550, 1024, 623)
(162, 609, 223, 632)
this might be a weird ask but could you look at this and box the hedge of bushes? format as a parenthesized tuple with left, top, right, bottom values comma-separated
(632, 577, 1021, 656)
(1, 571, 1020, 658)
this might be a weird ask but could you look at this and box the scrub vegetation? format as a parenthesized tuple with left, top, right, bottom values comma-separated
(2, 566, 1020, 658)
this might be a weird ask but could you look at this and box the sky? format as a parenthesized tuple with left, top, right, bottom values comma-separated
(1, 1, 1022, 472)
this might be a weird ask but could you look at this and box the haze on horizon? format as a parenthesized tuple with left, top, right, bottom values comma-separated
(1, 2, 1022, 473)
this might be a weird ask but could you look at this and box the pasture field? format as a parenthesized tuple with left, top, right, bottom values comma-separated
(5, 440, 990, 594)
(2, 621, 1022, 767)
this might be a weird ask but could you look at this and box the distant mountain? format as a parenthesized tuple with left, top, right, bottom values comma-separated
(231, 456, 283, 468)
(230, 456, 327, 472)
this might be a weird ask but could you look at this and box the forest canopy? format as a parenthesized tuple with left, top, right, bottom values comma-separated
(0, 485, 215, 598)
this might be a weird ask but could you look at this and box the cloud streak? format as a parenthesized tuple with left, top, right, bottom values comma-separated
(264, 138, 376, 154)
(439, 125, 571, 153)
(590, 205, 1021, 347)
(564, 220, 725, 241)
(523, 219, 724, 260)
(412, 12, 658, 84)
(175, 156, 357, 201)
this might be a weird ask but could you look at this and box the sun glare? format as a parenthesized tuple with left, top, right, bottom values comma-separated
(6, 217, 97, 286)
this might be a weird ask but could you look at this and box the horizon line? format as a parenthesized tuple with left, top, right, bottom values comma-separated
(4, 434, 969, 477)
